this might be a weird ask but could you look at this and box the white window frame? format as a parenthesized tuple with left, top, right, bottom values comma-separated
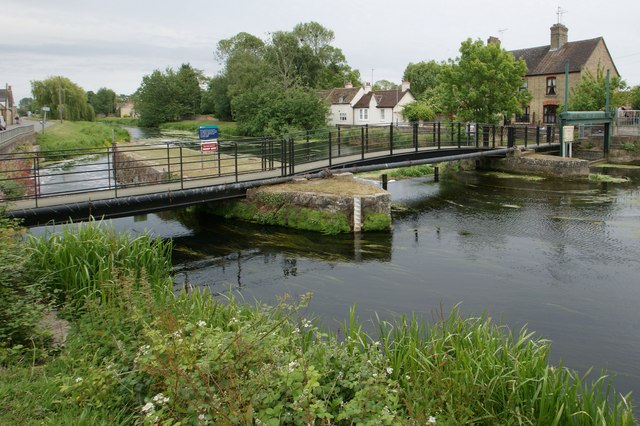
(380, 109, 385, 121)
(359, 108, 368, 120)
(339, 112, 347, 121)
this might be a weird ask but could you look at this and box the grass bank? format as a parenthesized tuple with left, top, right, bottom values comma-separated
(36, 121, 130, 154)
(0, 217, 635, 424)
(160, 119, 239, 138)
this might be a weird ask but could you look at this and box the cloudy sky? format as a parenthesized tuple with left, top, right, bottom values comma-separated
(3, 0, 639, 102)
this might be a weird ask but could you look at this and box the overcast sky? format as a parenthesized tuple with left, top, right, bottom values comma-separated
(3, 0, 639, 103)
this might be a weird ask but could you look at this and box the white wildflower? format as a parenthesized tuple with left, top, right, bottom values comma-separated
(197, 320, 207, 327)
(198, 413, 206, 421)
(75, 377, 83, 383)
(405, 374, 411, 381)
(292, 327, 300, 334)
(373, 341, 381, 347)
(386, 367, 393, 375)
(288, 361, 299, 372)
(427, 415, 437, 424)
(141, 402, 155, 413)
(302, 319, 312, 329)
(152, 392, 170, 404)
(372, 373, 378, 378)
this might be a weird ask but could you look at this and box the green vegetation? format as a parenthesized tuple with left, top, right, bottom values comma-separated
(357, 165, 435, 180)
(207, 200, 351, 235)
(591, 163, 640, 169)
(0, 217, 635, 424)
(36, 121, 130, 154)
(160, 119, 239, 137)
(484, 171, 546, 181)
(96, 116, 139, 127)
(589, 174, 631, 183)
(363, 213, 392, 231)
(439, 38, 531, 124)
(569, 66, 627, 111)
(31, 76, 95, 121)
(622, 142, 639, 152)
(87, 87, 117, 116)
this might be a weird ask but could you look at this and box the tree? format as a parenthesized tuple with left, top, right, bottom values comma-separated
(17, 98, 33, 116)
(135, 64, 204, 127)
(630, 85, 640, 110)
(373, 80, 400, 90)
(439, 39, 530, 124)
(403, 60, 443, 99)
(568, 67, 626, 111)
(31, 76, 95, 121)
(90, 87, 117, 116)
(402, 100, 436, 122)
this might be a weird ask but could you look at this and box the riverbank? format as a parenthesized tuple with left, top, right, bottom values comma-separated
(0, 217, 635, 424)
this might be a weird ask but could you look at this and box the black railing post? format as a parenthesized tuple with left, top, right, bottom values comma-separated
(281, 139, 286, 176)
(234, 142, 239, 182)
(361, 126, 365, 160)
(179, 147, 184, 189)
(457, 123, 461, 148)
(536, 126, 540, 146)
(337, 127, 341, 157)
(166, 142, 171, 180)
(492, 125, 496, 148)
(107, 146, 112, 190)
(475, 124, 479, 148)
(437, 122, 441, 149)
(415, 122, 419, 152)
(507, 127, 515, 148)
(365, 124, 369, 153)
(389, 123, 394, 156)
(524, 126, 529, 148)
(500, 126, 504, 146)
(328, 131, 332, 167)
(112, 145, 118, 198)
(217, 145, 222, 176)
(289, 138, 294, 175)
(33, 156, 38, 207)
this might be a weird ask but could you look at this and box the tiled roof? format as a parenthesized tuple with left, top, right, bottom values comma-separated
(353, 90, 409, 108)
(510, 37, 604, 76)
(318, 87, 362, 104)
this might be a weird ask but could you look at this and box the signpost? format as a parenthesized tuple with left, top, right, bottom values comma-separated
(41, 106, 50, 133)
(198, 125, 219, 169)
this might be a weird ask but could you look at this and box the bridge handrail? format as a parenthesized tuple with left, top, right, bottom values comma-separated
(1, 123, 558, 207)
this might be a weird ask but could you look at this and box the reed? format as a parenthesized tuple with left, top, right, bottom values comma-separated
(28, 219, 173, 307)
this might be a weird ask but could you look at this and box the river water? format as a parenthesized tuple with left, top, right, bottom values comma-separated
(30, 128, 640, 397)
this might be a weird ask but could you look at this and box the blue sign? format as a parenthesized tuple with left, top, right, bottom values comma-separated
(198, 125, 219, 140)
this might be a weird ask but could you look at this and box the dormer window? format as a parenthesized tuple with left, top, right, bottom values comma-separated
(338, 96, 346, 103)
(546, 77, 557, 95)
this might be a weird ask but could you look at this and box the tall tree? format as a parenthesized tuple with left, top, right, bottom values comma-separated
(568, 67, 626, 111)
(439, 39, 530, 124)
(630, 85, 640, 110)
(403, 60, 443, 99)
(17, 97, 33, 116)
(31, 76, 95, 121)
(90, 87, 117, 116)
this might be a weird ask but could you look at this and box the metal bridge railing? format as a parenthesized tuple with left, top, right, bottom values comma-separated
(0, 122, 559, 207)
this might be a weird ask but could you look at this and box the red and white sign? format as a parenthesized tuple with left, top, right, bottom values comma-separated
(200, 141, 218, 152)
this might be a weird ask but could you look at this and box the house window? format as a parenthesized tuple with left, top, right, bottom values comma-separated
(519, 80, 528, 92)
(546, 77, 557, 95)
(359, 108, 368, 120)
(380, 109, 385, 121)
(338, 96, 345, 103)
(543, 105, 558, 123)
(516, 106, 530, 123)
(339, 112, 347, 121)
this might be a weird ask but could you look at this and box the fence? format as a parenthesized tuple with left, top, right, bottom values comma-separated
(0, 122, 558, 206)
(616, 110, 640, 136)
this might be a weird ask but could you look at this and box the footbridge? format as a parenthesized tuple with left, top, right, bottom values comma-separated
(1, 123, 559, 226)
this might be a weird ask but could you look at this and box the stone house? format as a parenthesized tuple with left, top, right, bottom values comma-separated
(118, 99, 136, 118)
(0, 84, 16, 126)
(509, 23, 619, 125)
(319, 82, 415, 126)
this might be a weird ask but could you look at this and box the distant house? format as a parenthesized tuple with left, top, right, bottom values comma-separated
(509, 23, 619, 125)
(118, 99, 136, 118)
(0, 84, 16, 126)
(319, 81, 415, 126)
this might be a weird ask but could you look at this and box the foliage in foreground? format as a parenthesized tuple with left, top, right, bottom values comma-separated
(0, 219, 635, 425)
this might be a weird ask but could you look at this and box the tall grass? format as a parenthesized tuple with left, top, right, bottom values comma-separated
(28, 219, 173, 307)
(36, 121, 130, 156)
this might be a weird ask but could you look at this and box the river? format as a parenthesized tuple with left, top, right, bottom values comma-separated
(31, 128, 640, 397)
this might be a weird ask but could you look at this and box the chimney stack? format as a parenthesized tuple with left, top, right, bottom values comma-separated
(364, 82, 372, 94)
(401, 80, 410, 92)
(487, 36, 501, 46)
(345, 81, 353, 89)
(550, 23, 568, 50)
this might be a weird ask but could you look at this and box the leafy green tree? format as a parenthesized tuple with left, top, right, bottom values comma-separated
(402, 100, 436, 122)
(403, 60, 443, 99)
(630, 85, 640, 110)
(17, 98, 33, 116)
(232, 85, 328, 136)
(135, 64, 204, 127)
(569, 67, 626, 111)
(373, 80, 400, 90)
(89, 87, 117, 116)
(439, 39, 530, 124)
(202, 76, 232, 120)
(31, 76, 95, 121)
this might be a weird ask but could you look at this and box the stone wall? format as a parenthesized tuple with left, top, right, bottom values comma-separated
(114, 151, 169, 185)
(483, 150, 590, 178)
